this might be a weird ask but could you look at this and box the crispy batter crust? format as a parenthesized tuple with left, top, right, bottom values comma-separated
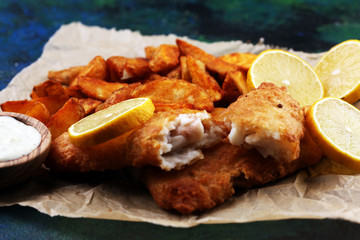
(45, 132, 130, 173)
(126, 109, 228, 170)
(142, 133, 322, 214)
(219, 82, 305, 161)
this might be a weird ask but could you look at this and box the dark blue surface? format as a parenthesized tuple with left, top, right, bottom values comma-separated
(1, 0, 360, 239)
(1, 205, 360, 240)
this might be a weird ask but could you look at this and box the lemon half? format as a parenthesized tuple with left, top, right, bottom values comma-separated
(248, 49, 323, 106)
(306, 97, 360, 171)
(315, 39, 360, 104)
(69, 98, 155, 146)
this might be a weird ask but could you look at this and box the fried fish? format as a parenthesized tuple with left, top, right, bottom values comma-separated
(218, 82, 305, 162)
(142, 133, 322, 215)
(126, 108, 229, 171)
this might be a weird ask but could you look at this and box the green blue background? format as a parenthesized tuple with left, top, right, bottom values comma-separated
(1, 0, 360, 239)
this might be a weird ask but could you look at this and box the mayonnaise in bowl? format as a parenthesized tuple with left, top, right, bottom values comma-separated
(0, 116, 42, 161)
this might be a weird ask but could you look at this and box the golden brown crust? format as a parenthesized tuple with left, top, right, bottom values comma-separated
(126, 109, 228, 169)
(220, 82, 305, 161)
(142, 133, 322, 214)
(142, 142, 243, 214)
(176, 39, 241, 80)
(45, 132, 130, 173)
(129, 79, 214, 112)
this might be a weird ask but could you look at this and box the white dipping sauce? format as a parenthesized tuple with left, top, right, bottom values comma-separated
(0, 116, 41, 161)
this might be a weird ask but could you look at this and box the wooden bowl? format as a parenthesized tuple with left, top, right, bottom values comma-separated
(0, 112, 51, 188)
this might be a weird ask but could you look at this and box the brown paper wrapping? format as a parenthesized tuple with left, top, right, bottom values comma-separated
(1, 22, 360, 227)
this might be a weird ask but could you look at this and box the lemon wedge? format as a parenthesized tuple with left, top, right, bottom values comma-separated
(68, 98, 155, 146)
(247, 49, 323, 106)
(306, 97, 360, 171)
(314, 39, 360, 104)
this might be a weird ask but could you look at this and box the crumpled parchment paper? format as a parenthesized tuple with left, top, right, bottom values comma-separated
(1, 22, 359, 227)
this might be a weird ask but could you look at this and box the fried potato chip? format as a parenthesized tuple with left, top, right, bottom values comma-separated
(130, 78, 214, 112)
(148, 44, 180, 74)
(176, 39, 240, 80)
(95, 82, 141, 111)
(78, 56, 108, 80)
(107, 56, 127, 82)
(76, 76, 128, 101)
(46, 98, 85, 140)
(218, 52, 257, 72)
(31, 80, 66, 98)
(78, 98, 102, 115)
(48, 65, 86, 85)
(25, 101, 50, 124)
(186, 56, 224, 102)
(222, 71, 248, 103)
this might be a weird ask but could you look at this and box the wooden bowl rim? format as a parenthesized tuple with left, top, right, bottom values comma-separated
(0, 112, 51, 168)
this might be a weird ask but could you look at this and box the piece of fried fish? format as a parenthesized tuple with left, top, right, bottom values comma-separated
(142, 131, 322, 215)
(217, 82, 305, 162)
(126, 108, 229, 171)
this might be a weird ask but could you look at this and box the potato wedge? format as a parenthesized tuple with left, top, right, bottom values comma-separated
(218, 52, 257, 72)
(78, 56, 108, 80)
(63, 85, 86, 99)
(148, 44, 180, 73)
(78, 98, 102, 115)
(95, 82, 141, 111)
(1, 99, 36, 114)
(186, 56, 224, 102)
(176, 39, 240, 80)
(144, 46, 156, 59)
(180, 56, 191, 81)
(76, 76, 128, 101)
(25, 101, 50, 124)
(46, 98, 85, 140)
(31, 80, 66, 98)
(166, 66, 181, 79)
(1, 99, 50, 124)
(48, 66, 86, 85)
(1, 95, 69, 116)
(124, 58, 151, 78)
(107, 56, 127, 82)
(222, 71, 248, 104)
(130, 79, 214, 112)
(35, 95, 70, 115)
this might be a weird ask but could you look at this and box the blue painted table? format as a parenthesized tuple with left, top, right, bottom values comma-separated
(1, 1, 360, 239)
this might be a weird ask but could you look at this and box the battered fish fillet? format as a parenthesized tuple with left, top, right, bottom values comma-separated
(45, 131, 130, 173)
(218, 82, 305, 162)
(142, 132, 322, 215)
(126, 109, 229, 171)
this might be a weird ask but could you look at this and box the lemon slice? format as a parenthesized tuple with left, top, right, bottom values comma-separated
(68, 98, 155, 146)
(314, 39, 360, 104)
(306, 97, 360, 171)
(248, 49, 324, 106)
